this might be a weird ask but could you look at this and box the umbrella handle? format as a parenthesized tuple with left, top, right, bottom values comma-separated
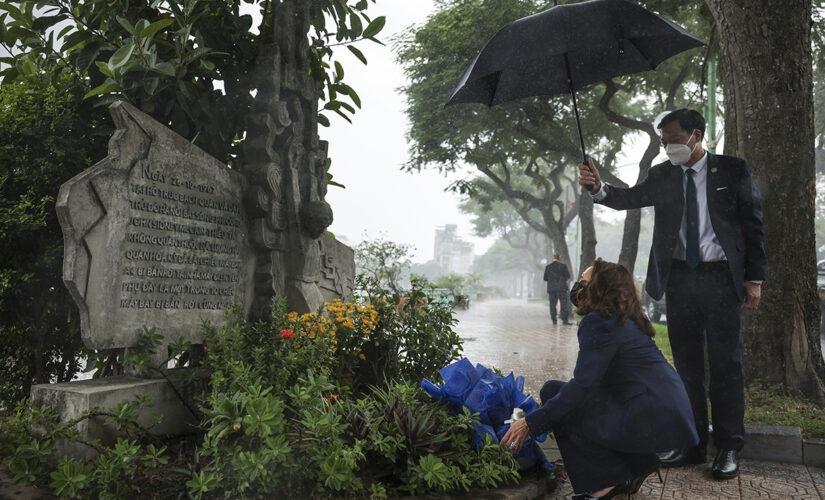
(567, 80, 594, 191)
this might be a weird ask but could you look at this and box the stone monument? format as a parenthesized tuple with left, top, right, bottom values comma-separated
(56, 101, 255, 367)
(242, 0, 347, 318)
(33, 99, 354, 458)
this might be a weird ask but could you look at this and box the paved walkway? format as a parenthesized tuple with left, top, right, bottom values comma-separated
(458, 298, 825, 499)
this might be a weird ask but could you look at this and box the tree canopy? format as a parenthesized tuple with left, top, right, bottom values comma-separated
(395, 0, 713, 274)
(0, 0, 385, 165)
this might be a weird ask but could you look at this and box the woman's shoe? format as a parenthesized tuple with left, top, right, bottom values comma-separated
(627, 464, 663, 495)
(571, 480, 632, 499)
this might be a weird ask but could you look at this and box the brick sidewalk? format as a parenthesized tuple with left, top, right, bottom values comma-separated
(535, 460, 825, 499)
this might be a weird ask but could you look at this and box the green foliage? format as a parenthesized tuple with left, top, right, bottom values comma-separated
(0, 397, 175, 498)
(432, 272, 481, 295)
(0, 0, 384, 165)
(0, 72, 109, 407)
(358, 275, 463, 388)
(355, 236, 414, 294)
(0, 279, 504, 498)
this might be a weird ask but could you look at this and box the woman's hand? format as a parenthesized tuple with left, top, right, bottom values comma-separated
(499, 418, 530, 454)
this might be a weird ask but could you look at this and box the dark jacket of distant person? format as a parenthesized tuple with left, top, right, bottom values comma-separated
(543, 259, 570, 292)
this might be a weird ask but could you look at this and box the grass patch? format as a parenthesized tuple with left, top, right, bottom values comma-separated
(650, 323, 825, 438)
(745, 384, 825, 438)
(652, 323, 672, 364)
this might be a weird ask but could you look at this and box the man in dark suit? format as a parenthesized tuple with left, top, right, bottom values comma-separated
(577, 109, 766, 480)
(544, 253, 572, 325)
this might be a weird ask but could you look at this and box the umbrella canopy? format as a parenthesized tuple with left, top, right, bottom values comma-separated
(447, 0, 704, 107)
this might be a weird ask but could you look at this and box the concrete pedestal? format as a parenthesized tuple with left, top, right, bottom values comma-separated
(30, 370, 199, 461)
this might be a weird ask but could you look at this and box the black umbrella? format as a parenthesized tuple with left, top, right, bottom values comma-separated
(446, 0, 705, 166)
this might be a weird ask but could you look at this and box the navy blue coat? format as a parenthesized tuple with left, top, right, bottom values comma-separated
(524, 312, 698, 454)
(598, 153, 766, 301)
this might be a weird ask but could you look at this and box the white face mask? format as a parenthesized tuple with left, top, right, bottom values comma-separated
(665, 130, 698, 165)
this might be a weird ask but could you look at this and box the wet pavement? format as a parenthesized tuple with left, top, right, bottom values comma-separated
(456, 298, 579, 399)
(457, 298, 825, 499)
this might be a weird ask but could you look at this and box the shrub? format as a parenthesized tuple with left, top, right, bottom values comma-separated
(0, 282, 513, 498)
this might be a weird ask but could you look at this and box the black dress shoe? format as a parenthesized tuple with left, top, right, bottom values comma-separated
(711, 449, 739, 480)
(659, 447, 706, 468)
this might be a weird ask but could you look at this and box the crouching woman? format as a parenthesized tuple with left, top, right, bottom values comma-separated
(501, 259, 697, 499)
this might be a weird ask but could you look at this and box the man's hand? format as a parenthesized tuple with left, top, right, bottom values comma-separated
(578, 157, 601, 194)
(743, 282, 761, 311)
(499, 418, 530, 455)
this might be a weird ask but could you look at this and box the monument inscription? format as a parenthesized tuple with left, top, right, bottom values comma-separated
(120, 162, 243, 312)
(57, 102, 254, 352)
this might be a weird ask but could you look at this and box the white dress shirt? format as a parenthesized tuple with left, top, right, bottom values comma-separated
(673, 153, 727, 262)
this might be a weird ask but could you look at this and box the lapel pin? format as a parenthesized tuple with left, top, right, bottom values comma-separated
(711, 168, 717, 173)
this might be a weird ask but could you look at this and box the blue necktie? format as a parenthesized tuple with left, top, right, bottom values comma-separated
(685, 168, 699, 269)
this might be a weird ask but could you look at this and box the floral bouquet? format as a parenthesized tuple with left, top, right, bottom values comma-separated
(421, 358, 553, 473)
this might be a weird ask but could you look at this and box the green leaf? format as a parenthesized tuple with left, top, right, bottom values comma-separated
(349, 12, 363, 38)
(83, 82, 121, 100)
(116, 16, 135, 35)
(347, 45, 367, 65)
(75, 42, 101, 73)
(32, 14, 66, 32)
(144, 76, 160, 95)
(317, 113, 330, 127)
(56, 24, 73, 41)
(60, 30, 92, 52)
(139, 18, 174, 39)
(182, 46, 212, 65)
(20, 59, 36, 76)
(332, 108, 353, 124)
(95, 60, 114, 77)
(108, 44, 134, 69)
(154, 61, 175, 76)
(362, 16, 385, 39)
(334, 60, 344, 82)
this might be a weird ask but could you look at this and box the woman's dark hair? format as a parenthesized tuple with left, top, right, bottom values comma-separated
(575, 259, 656, 338)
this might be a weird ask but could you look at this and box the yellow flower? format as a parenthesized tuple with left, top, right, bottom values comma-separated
(359, 354, 366, 360)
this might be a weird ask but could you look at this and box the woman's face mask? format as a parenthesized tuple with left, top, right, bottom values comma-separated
(570, 280, 587, 308)
(664, 130, 698, 165)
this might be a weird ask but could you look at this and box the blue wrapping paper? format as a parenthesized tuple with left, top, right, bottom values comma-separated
(421, 358, 552, 471)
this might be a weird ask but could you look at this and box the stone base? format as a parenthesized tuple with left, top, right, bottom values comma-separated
(740, 425, 803, 464)
(30, 370, 200, 461)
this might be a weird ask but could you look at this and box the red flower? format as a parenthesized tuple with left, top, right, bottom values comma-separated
(280, 329, 295, 339)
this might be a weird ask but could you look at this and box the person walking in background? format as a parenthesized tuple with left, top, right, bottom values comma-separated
(544, 253, 572, 325)
(501, 259, 697, 499)
(577, 109, 766, 480)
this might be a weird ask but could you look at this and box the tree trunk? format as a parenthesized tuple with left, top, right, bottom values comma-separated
(707, 0, 825, 402)
(579, 191, 597, 276)
(618, 209, 641, 272)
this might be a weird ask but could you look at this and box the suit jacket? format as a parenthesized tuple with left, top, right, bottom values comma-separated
(597, 153, 766, 301)
(543, 261, 570, 292)
(524, 312, 698, 454)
